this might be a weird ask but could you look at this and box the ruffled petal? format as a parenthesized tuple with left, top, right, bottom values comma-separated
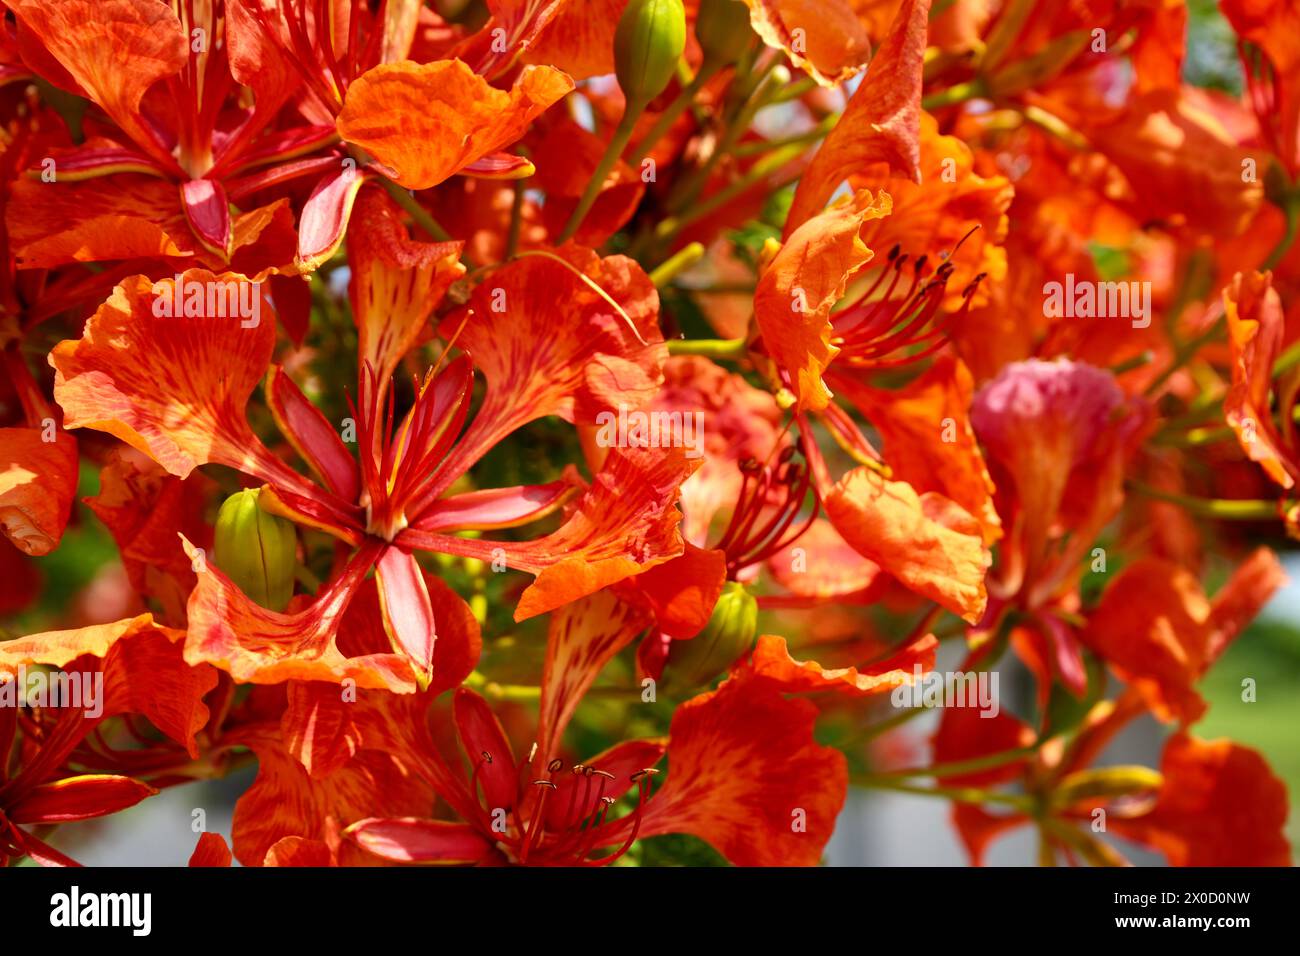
(1082, 550, 1285, 724)
(7, 0, 186, 165)
(744, 633, 938, 697)
(337, 60, 573, 190)
(51, 271, 300, 488)
(442, 247, 666, 476)
(1224, 270, 1295, 488)
(182, 537, 414, 691)
(0, 426, 78, 556)
(824, 466, 989, 622)
(784, 0, 927, 230)
(637, 671, 847, 865)
(744, 0, 870, 87)
(1109, 733, 1291, 866)
(229, 724, 435, 867)
(831, 355, 1002, 545)
(755, 189, 891, 411)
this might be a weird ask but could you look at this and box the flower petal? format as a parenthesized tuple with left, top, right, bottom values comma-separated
(440, 247, 666, 478)
(637, 671, 847, 865)
(345, 818, 495, 865)
(182, 537, 418, 692)
(84, 450, 214, 623)
(1083, 550, 1285, 724)
(51, 271, 299, 488)
(1224, 270, 1295, 488)
(755, 189, 891, 411)
(831, 355, 1002, 545)
(745, 632, 938, 697)
(784, 0, 928, 231)
(375, 545, 437, 688)
(743, 0, 871, 87)
(0, 426, 78, 556)
(824, 466, 989, 622)
(1109, 733, 1291, 866)
(8, 0, 186, 165)
(266, 367, 360, 503)
(347, 186, 465, 384)
(188, 832, 233, 867)
(296, 162, 368, 270)
(337, 60, 573, 190)
(7, 774, 156, 824)
(534, 590, 650, 759)
(229, 723, 435, 867)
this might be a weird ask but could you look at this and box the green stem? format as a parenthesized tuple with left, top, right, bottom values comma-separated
(558, 106, 643, 244)
(1107, 350, 1154, 376)
(504, 176, 525, 261)
(732, 114, 836, 157)
(627, 60, 722, 168)
(666, 336, 747, 359)
(378, 176, 452, 242)
(921, 77, 987, 111)
(861, 705, 927, 740)
(668, 57, 783, 214)
(1274, 337, 1300, 378)
(1143, 317, 1224, 397)
(1126, 480, 1278, 520)
(648, 241, 705, 287)
(1020, 103, 1089, 150)
(1262, 197, 1300, 272)
(858, 776, 1035, 811)
(654, 140, 806, 243)
(870, 746, 1037, 781)
(768, 74, 818, 105)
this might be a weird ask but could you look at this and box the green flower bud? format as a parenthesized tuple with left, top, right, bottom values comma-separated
(615, 0, 687, 110)
(695, 0, 752, 67)
(665, 581, 758, 689)
(213, 488, 297, 612)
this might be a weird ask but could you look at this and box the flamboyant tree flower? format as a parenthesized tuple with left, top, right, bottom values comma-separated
(49, 235, 681, 690)
(0, 614, 218, 866)
(969, 358, 1149, 698)
(342, 591, 849, 867)
(933, 688, 1292, 867)
(2, 0, 573, 271)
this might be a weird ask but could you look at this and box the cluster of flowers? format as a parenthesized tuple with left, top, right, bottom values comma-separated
(0, 0, 1295, 868)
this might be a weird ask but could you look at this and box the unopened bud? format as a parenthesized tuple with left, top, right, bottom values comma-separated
(695, 0, 752, 67)
(615, 0, 687, 110)
(665, 581, 757, 689)
(213, 488, 297, 612)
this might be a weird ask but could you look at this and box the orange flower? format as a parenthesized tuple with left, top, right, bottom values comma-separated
(344, 596, 848, 866)
(1082, 549, 1285, 724)
(51, 255, 683, 688)
(0, 615, 218, 865)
